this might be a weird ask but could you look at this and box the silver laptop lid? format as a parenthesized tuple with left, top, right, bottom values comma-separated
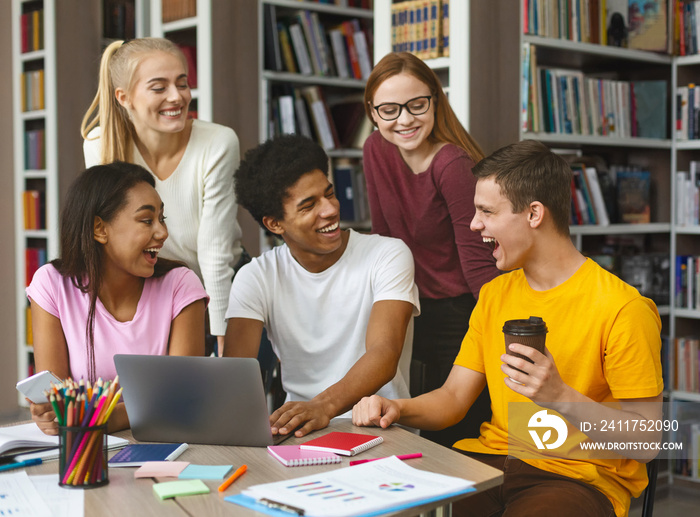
(114, 355, 284, 447)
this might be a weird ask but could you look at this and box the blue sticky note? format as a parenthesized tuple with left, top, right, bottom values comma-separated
(178, 464, 233, 480)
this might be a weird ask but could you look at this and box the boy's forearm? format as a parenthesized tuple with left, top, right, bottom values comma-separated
(314, 345, 399, 418)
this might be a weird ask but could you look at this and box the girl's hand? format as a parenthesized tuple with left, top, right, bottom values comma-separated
(28, 399, 59, 435)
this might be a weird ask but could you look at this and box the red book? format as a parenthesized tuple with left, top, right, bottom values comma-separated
(341, 21, 362, 79)
(179, 45, 197, 89)
(300, 432, 383, 456)
(21, 13, 29, 53)
(25, 248, 39, 286)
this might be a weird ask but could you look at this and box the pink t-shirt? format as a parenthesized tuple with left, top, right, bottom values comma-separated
(26, 264, 209, 381)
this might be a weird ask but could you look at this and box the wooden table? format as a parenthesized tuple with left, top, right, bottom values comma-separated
(21, 419, 503, 516)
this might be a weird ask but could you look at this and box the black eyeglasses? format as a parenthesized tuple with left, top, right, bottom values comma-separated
(372, 96, 432, 121)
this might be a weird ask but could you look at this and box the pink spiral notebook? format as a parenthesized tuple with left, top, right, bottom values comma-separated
(267, 445, 342, 467)
(299, 431, 383, 456)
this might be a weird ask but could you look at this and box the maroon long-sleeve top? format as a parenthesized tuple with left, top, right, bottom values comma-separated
(363, 130, 499, 299)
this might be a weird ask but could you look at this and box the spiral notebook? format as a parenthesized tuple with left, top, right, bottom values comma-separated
(267, 445, 341, 467)
(299, 432, 383, 456)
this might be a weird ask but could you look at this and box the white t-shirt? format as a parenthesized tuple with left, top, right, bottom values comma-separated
(83, 120, 242, 336)
(225, 230, 420, 412)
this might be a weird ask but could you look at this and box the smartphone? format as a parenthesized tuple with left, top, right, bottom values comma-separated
(16, 370, 62, 403)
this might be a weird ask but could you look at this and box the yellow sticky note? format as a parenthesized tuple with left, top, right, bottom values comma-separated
(153, 479, 210, 500)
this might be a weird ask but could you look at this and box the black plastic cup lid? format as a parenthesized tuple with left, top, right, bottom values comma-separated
(502, 316, 548, 335)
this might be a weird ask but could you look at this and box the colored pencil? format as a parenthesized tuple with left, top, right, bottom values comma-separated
(50, 376, 119, 486)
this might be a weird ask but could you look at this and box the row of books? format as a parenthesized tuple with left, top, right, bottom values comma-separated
(675, 166, 700, 226)
(161, 0, 196, 23)
(24, 129, 45, 171)
(23, 190, 44, 231)
(20, 7, 43, 53)
(26, 246, 47, 287)
(676, 255, 700, 310)
(268, 86, 373, 151)
(524, 0, 605, 44)
(672, 336, 700, 392)
(674, 83, 700, 140)
(305, 1, 373, 7)
(390, 0, 449, 59)
(523, 45, 667, 138)
(103, 0, 136, 41)
(675, 0, 700, 55)
(672, 396, 700, 478)
(525, 0, 670, 52)
(265, 6, 373, 80)
(333, 159, 370, 223)
(559, 151, 654, 224)
(570, 163, 610, 226)
(20, 70, 45, 113)
(571, 166, 651, 225)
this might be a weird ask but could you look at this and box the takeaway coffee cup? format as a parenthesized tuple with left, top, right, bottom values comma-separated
(503, 316, 548, 375)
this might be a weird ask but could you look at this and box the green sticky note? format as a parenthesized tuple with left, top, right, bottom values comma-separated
(153, 479, 210, 500)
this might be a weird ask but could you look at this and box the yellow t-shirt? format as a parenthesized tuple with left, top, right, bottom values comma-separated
(454, 259, 663, 517)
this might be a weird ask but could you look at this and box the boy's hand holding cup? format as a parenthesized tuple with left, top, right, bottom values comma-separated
(503, 316, 548, 381)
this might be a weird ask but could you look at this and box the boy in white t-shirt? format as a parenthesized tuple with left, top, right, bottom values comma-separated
(224, 134, 420, 439)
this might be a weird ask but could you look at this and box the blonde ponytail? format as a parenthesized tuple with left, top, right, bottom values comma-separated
(81, 38, 186, 165)
(80, 41, 134, 164)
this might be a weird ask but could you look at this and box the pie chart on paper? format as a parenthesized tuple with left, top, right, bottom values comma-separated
(378, 482, 415, 492)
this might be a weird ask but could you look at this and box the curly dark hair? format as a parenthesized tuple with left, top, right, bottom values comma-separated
(235, 134, 329, 227)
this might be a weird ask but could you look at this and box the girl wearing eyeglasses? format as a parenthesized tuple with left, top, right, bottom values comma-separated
(363, 51, 499, 447)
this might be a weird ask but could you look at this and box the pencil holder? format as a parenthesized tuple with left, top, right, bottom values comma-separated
(58, 423, 109, 488)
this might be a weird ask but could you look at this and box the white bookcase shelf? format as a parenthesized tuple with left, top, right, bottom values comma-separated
(150, 0, 213, 121)
(11, 0, 59, 405)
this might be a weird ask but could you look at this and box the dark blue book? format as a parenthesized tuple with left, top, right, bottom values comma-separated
(108, 443, 188, 467)
(333, 164, 356, 221)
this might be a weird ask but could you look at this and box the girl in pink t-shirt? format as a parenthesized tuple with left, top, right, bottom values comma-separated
(26, 162, 208, 434)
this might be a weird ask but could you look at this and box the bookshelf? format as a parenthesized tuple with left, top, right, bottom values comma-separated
(12, 0, 57, 405)
(670, 54, 700, 486)
(258, 0, 375, 247)
(11, 0, 99, 405)
(150, 0, 212, 121)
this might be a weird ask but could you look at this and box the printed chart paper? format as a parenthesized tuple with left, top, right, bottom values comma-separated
(232, 456, 475, 517)
(0, 471, 52, 517)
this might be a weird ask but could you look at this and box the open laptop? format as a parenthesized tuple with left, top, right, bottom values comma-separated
(114, 355, 292, 446)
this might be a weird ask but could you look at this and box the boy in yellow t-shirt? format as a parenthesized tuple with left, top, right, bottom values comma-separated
(352, 140, 663, 517)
